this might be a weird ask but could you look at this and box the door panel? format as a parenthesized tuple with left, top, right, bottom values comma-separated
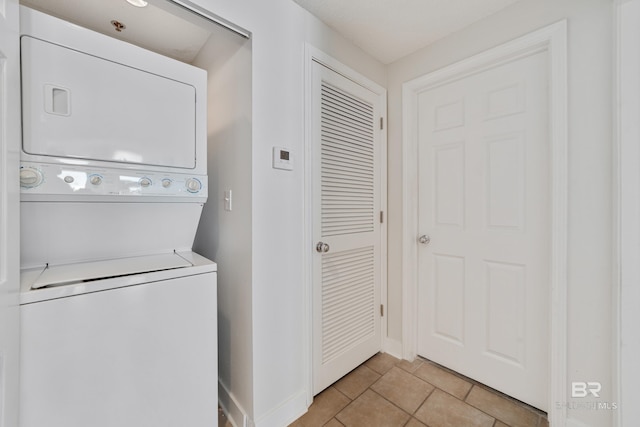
(417, 51, 549, 410)
(312, 61, 382, 395)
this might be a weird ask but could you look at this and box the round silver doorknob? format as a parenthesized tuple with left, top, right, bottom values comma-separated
(316, 242, 330, 253)
(418, 235, 431, 245)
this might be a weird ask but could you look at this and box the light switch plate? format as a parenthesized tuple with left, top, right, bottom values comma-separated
(224, 190, 232, 211)
(273, 147, 293, 171)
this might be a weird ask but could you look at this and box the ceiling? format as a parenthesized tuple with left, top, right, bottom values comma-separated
(292, 0, 523, 64)
(20, 0, 523, 65)
(20, 0, 214, 63)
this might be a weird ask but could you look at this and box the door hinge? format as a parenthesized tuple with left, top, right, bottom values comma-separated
(380, 304, 384, 317)
(380, 211, 384, 223)
(380, 117, 384, 130)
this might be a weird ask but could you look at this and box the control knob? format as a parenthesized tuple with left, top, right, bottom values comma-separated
(20, 168, 44, 189)
(185, 178, 202, 193)
(89, 174, 103, 186)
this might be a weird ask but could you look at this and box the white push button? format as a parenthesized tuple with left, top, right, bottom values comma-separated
(139, 177, 152, 188)
(64, 176, 75, 183)
(162, 179, 172, 188)
(90, 175, 102, 186)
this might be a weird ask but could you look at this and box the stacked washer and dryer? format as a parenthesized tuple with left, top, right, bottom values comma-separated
(18, 7, 217, 427)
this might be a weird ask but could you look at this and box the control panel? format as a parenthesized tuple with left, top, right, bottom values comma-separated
(20, 162, 207, 200)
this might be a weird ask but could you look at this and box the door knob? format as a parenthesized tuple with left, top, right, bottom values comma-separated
(316, 242, 330, 253)
(418, 235, 431, 245)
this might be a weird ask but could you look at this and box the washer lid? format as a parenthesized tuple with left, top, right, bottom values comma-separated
(31, 253, 192, 289)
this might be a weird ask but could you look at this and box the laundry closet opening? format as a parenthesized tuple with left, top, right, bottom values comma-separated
(19, 0, 253, 413)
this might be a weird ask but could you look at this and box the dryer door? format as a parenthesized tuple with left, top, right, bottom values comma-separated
(21, 36, 197, 169)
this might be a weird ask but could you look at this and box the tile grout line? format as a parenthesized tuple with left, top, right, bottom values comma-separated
(463, 383, 475, 401)
(367, 387, 413, 420)
(369, 364, 493, 427)
(299, 353, 547, 427)
(373, 360, 437, 419)
(362, 360, 435, 424)
(332, 385, 352, 402)
(400, 360, 506, 427)
(373, 360, 477, 425)
(420, 356, 547, 422)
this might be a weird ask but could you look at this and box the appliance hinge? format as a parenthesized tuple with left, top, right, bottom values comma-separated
(380, 117, 384, 130)
(380, 211, 384, 223)
(380, 304, 384, 317)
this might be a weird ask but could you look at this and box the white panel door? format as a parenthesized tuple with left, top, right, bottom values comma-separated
(312, 61, 383, 395)
(0, 0, 21, 426)
(417, 51, 550, 410)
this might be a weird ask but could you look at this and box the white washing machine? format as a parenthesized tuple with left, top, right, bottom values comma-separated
(18, 7, 217, 427)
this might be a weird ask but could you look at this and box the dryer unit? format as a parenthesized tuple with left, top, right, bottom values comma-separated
(19, 6, 210, 268)
(18, 7, 217, 427)
(20, 8, 207, 177)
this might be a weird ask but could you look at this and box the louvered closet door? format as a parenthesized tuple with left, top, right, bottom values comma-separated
(312, 61, 382, 395)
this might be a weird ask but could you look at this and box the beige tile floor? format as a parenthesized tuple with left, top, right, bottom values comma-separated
(289, 353, 548, 427)
(218, 406, 232, 427)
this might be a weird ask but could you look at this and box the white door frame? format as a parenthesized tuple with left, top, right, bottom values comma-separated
(613, 1, 640, 425)
(0, 0, 22, 426)
(402, 21, 567, 425)
(303, 44, 388, 405)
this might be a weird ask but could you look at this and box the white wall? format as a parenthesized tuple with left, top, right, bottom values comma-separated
(615, 1, 640, 425)
(187, 0, 616, 425)
(387, 0, 613, 425)
(192, 24, 254, 423)
(188, 0, 386, 425)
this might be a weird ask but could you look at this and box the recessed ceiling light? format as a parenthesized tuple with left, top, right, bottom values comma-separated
(125, 0, 148, 7)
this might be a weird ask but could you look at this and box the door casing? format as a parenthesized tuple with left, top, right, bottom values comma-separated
(0, 0, 22, 426)
(402, 21, 567, 426)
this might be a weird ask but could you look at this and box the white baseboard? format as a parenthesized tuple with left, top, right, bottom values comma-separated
(219, 381, 250, 427)
(254, 390, 308, 427)
(383, 337, 403, 360)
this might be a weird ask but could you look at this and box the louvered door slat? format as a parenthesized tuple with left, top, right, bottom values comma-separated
(322, 177, 373, 187)
(322, 141, 374, 160)
(322, 144, 374, 163)
(322, 190, 373, 198)
(321, 111, 374, 135)
(321, 102, 374, 125)
(322, 122, 373, 143)
(323, 276, 375, 305)
(322, 84, 374, 115)
(322, 158, 374, 173)
(322, 131, 375, 152)
(322, 169, 374, 182)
